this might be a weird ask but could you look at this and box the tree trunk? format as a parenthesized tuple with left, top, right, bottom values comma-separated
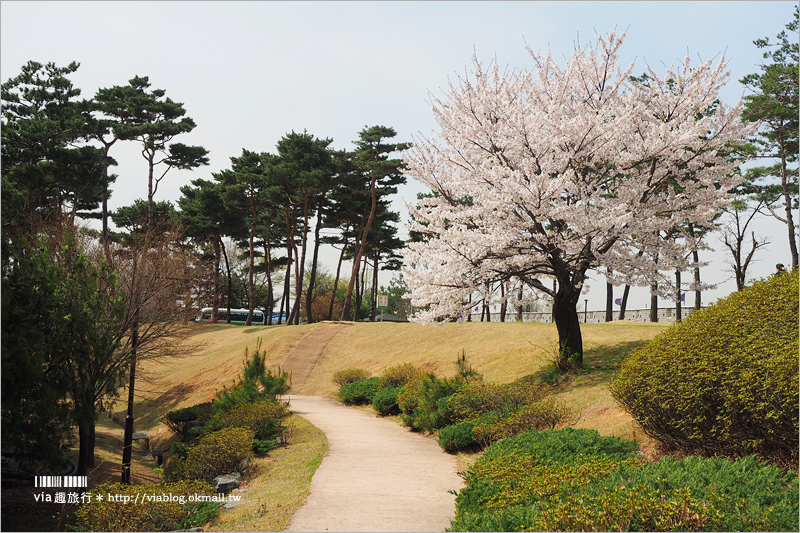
(675, 270, 682, 323)
(342, 174, 379, 320)
(88, 419, 96, 468)
(516, 284, 523, 322)
(121, 314, 139, 484)
(552, 278, 583, 368)
(221, 241, 232, 323)
(499, 282, 507, 323)
(780, 139, 799, 270)
(649, 282, 659, 323)
(306, 199, 324, 323)
(605, 271, 614, 322)
(618, 284, 630, 320)
(246, 213, 257, 326)
(328, 240, 348, 321)
(211, 236, 221, 323)
(264, 241, 274, 325)
(369, 251, 379, 322)
(693, 250, 701, 310)
(292, 196, 310, 324)
(78, 421, 89, 477)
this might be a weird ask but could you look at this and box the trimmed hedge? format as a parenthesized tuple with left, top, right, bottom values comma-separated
(611, 271, 799, 467)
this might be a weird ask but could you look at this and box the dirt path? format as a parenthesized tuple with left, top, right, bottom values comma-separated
(284, 395, 464, 532)
(282, 322, 347, 392)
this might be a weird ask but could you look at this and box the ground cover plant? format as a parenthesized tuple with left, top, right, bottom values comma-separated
(74, 480, 221, 531)
(450, 428, 799, 532)
(611, 271, 799, 468)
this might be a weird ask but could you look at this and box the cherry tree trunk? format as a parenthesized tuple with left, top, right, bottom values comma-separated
(552, 281, 583, 368)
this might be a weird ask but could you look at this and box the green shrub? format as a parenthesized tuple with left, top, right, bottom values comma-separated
(332, 368, 370, 387)
(169, 441, 188, 459)
(611, 271, 799, 467)
(75, 480, 216, 531)
(372, 386, 402, 416)
(171, 427, 254, 482)
(396, 371, 432, 416)
(450, 428, 799, 532)
(163, 402, 215, 438)
(472, 398, 576, 447)
(449, 381, 548, 423)
(210, 400, 290, 441)
(338, 377, 382, 405)
(439, 422, 478, 452)
(380, 362, 424, 388)
(401, 375, 463, 432)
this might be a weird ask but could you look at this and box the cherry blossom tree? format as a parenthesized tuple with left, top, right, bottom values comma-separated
(402, 31, 751, 367)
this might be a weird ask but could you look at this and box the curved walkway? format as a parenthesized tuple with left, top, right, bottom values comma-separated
(284, 395, 464, 532)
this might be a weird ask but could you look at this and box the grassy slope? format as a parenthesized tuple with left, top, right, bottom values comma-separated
(125, 320, 666, 444)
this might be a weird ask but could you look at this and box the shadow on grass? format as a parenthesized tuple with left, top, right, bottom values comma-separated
(111, 381, 196, 431)
(523, 339, 651, 390)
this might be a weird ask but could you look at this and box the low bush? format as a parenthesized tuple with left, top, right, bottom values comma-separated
(438, 422, 478, 452)
(338, 377, 382, 405)
(380, 362, 424, 388)
(163, 402, 215, 439)
(473, 398, 577, 447)
(611, 270, 799, 467)
(74, 480, 218, 531)
(372, 386, 402, 416)
(332, 368, 370, 387)
(210, 400, 290, 442)
(396, 371, 432, 416)
(450, 428, 799, 532)
(167, 427, 254, 483)
(449, 381, 548, 423)
(401, 374, 463, 432)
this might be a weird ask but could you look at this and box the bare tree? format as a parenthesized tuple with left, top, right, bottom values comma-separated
(720, 200, 770, 291)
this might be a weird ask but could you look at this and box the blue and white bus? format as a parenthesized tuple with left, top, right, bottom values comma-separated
(195, 307, 266, 325)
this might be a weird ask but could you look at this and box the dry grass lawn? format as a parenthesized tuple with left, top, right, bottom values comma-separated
(122, 319, 668, 447)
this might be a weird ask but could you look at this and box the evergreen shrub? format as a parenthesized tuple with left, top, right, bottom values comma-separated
(338, 377, 382, 405)
(372, 386, 402, 416)
(438, 422, 478, 452)
(163, 402, 215, 438)
(400, 374, 463, 432)
(610, 271, 799, 467)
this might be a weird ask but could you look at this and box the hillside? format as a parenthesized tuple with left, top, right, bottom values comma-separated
(117, 320, 668, 451)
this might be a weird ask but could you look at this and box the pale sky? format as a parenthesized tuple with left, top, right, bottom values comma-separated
(2, 1, 796, 312)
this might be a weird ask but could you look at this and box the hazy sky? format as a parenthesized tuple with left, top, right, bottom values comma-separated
(2, 1, 796, 312)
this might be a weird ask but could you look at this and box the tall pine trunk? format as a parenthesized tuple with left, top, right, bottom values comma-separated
(305, 199, 324, 323)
